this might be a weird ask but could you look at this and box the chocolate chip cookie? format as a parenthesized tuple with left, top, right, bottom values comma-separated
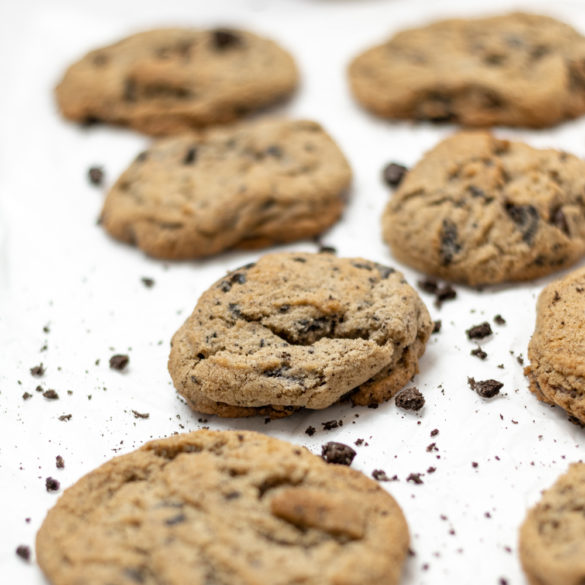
(348, 12, 585, 128)
(168, 252, 432, 416)
(382, 132, 585, 285)
(519, 463, 585, 585)
(525, 268, 585, 423)
(56, 28, 298, 135)
(36, 430, 410, 585)
(100, 119, 351, 259)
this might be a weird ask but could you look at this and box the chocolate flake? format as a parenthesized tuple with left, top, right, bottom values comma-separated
(109, 354, 129, 371)
(88, 166, 104, 186)
(466, 322, 492, 340)
(132, 410, 150, 419)
(382, 162, 408, 187)
(395, 387, 425, 411)
(468, 377, 503, 398)
(439, 219, 461, 266)
(505, 203, 539, 244)
(321, 442, 356, 466)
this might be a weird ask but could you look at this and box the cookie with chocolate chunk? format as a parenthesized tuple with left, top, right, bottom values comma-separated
(56, 28, 298, 135)
(348, 12, 585, 128)
(525, 268, 585, 423)
(382, 132, 585, 285)
(519, 463, 585, 585)
(168, 252, 432, 417)
(36, 430, 410, 585)
(100, 119, 351, 259)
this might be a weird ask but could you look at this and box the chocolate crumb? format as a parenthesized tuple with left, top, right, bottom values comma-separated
(141, 277, 155, 288)
(382, 162, 408, 187)
(426, 442, 438, 452)
(472, 461, 479, 468)
(417, 278, 438, 294)
(15, 545, 31, 562)
(435, 284, 457, 307)
(494, 314, 506, 325)
(430, 429, 439, 437)
(22, 392, 32, 400)
(432, 320, 442, 334)
(466, 322, 493, 340)
(132, 410, 150, 419)
(321, 442, 356, 466)
(109, 354, 129, 370)
(468, 377, 503, 398)
(471, 347, 487, 360)
(395, 387, 425, 411)
(321, 420, 341, 431)
(30, 364, 44, 377)
(355, 438, 364, 446)
(58, 414, 72, 422)
(88, 166, 104, 186)
(427, 466, 436, 473)
(372, 469, 396, 481)
(45, 477, 60, 492)
(42, 389, 59, 400)
(56, 455, 65, 469)
(516, 354, 524, 366)
(406, 472, 424, 484)
(304, 425, 316, 436)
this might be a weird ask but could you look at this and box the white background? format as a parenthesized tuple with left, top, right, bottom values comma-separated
(1, 0, 585, 583)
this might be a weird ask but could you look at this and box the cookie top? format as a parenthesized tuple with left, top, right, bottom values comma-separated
(36, 430, 410, 585)
(525, 267, 585, 423)
(382, 132, 585, 285)
(168, 252, 432, 416)
(56, 28, 298, 135)
(519, 463, 585, 585)
(100, 119, 352, 259)
(348, 12, 585, 128)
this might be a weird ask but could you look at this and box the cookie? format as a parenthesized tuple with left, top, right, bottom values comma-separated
(525, 268, 585, 423)
(382, 132, 585, 285)
(36, 430, 410, 585)
(56, 28, 298, 135)
(348, 12, 585, 128)
(519, 463, 585, 585)
(168, 252, 432, 417)
(100, 119, 351, 259)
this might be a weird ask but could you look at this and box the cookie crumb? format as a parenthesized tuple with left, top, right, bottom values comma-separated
(471, 347, 487, 360)
(109, 354, 129, 371)
(468, 377, 503, 398)
(45, 477, 60, 492)
(15, 545, 31, 562)
(382, 162, 408, 187)
(395, 387, 425, 411)
(321, 442, 356, 466)
(466, 322, 493, 340)
(88, 166, 104, 186)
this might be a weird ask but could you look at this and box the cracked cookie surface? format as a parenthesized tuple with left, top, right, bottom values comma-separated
(168, 252, 432, 416)
(525, 268, 585, 423)
(348, 12, 585, 128)
(519, 463, 585, 585)
(382, 132, 585, 285)
(36, 430, 410, 585)
(56, 28, 298, 135)
(100, 119, 351, 259)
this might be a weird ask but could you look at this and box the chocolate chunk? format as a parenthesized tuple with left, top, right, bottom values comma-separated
(88, 166, 104, 186)
(56, 455, 65, 469)
(435, 284, 457, 307)
(395, 387, 425, 411)
(321, 442, 357, 466)
(304, 425, 316, 436)
(141, 277, 155, 288)
(30, 364, 44, 377)
(183, 146, 197, 165)
(471, 347, 487, 360)
(418, 278, 439, 294)
(432, 320, 442, 334)
(468, 377, 503, 398)
(439, 219, 461, 266)
(212, 29, 241, 50)
(551, 206, 570, 236)
(466, 322, 492, 340)
(265, 145, 283, 158)
(45, 477, 60, 492)
(505, 203, 539, 244)
(15, 545, 31, 562)
(494, 314, 506, 325)
(42, 389, 59, 400)
(382, 162, 408, 187)
(109, 354, 129, 371)
(321, 419, 341, 431)
(406, 472, 424, 484)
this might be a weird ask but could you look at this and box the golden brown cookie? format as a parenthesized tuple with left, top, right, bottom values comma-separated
(348, 12, 585, 128)
(100, 118, 351, 259)
(56, 28, 298, 135)
(168, 252, 432, 417)
(519, 463, 585, 585)
(382, 132, 585, 285)
(36, 430, 410, 585)
(525, 267, 585, 423)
